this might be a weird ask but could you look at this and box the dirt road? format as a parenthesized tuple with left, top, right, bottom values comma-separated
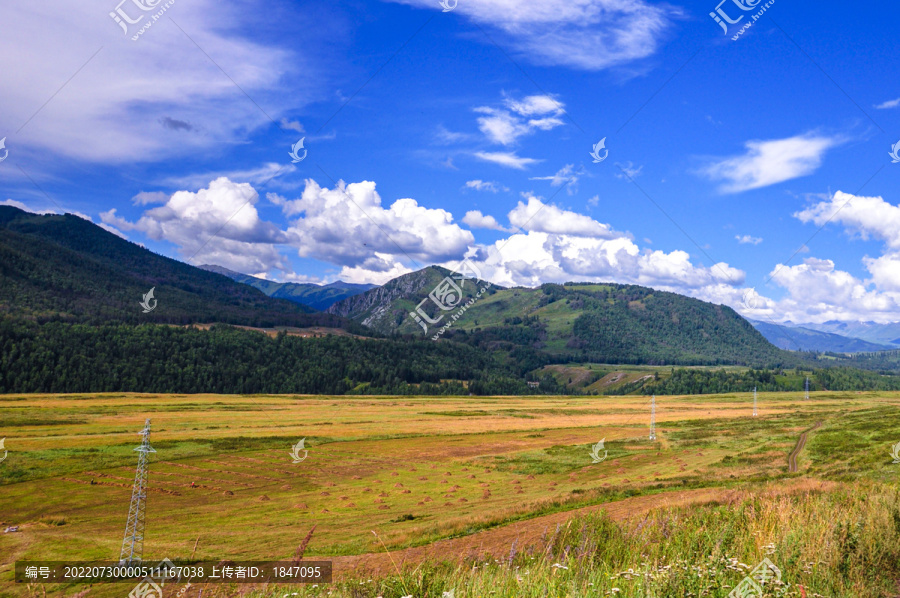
(789, 422, 822, 473)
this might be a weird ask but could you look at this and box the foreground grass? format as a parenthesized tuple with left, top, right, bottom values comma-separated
(228, 480, 900, 598)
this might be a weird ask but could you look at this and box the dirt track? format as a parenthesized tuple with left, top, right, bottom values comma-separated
(789, 422, 822, 473)
(330, 487, 732, 579)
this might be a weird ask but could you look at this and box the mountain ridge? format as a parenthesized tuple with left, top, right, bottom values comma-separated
(199, 264, 373, 311)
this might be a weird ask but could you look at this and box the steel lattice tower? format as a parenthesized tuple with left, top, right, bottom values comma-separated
(120, 419, 155, 564)
(805, 377, 810, 401)
(649, 395, 657, 440)
(753, 387, 758, 417)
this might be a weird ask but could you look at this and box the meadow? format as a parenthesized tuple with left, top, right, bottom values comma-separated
(1, 391, 899, 597)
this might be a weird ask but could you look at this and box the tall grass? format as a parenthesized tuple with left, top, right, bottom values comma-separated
(237, 480, 900, 598)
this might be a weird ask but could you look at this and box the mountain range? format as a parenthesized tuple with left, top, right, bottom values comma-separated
(199, 264, 373, 311)
(2, 206, 899, 395)
(748, 320, 897, 353)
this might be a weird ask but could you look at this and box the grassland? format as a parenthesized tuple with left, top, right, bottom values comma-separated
(1, 391, 899, 597)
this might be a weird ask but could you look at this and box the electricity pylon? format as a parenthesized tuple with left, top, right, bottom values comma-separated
(753, 387, 758, 417)
(805, 377, 810, 401)
(120, 419, 155, 564)
(649, 395, 657, 440)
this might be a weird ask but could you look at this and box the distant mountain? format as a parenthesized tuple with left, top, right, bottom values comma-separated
(0, 206, 356, 329)
(749, 319, 896, 353)
(199, 264, 373, 311)
(329, 267, 797, 367)
(793, 320, 900, 348)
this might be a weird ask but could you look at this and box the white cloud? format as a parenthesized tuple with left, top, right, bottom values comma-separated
(702, 133, 839, 193)
(875, 97, 900, 109)
(275, 179, 475, 268)
(132, 191, 170, 206)
(474, 151, 540, 169)
(508, 195, 619, 238)
(464, 180, 508, 193)
(279, 118, 305, 133)
(0, 2, 313, 164)
(794, 191, 900, 249)
(474, 95, 565, 145)
(387, 0, 678, 71)
(335, 256, 414, 285)
(735, 235, 763, 245)
(614, 161, 643, 180)
(529, 164, 581, 194)
(463, 210, 508, 231)
(102, 177, 289, 274)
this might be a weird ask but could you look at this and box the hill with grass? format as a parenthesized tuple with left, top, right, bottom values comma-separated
(329, 269, 798, 367)
(0, 206, 354, 329)
(199, 264, 373, 311)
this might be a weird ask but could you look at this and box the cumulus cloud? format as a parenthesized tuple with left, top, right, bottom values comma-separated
(701, 133, 839, 193)
(102, 177, 289, 274)
(874, 97, 900, 110)
(735, 235, 763, 245)
(614, 161, 643, 180)
(794, 191, 900, 249)
(387, 0, 678, 71)
(275, 179, 475, 268)
(463, 210, 508, 231)
(508, 195, 618, 238)
(729, 191, 900, 324)
(474, 151, 540, 170)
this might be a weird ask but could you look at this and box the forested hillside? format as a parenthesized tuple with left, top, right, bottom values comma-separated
(0, 206, 358, 329)
(0, 320, 529, 395)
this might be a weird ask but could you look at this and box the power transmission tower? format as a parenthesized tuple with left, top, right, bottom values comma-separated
(649, 395, 657, 440)
(753, 387, 758, 417)
(120, 419, 155, 565)
(805, 377, 810, 401)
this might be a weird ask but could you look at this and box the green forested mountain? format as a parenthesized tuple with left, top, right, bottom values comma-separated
(0, 206, 355, 329)
(199, 264, 373, 311)
(331, 274, 797, 367)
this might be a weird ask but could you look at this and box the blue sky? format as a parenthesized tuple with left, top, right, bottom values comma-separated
(1, 0, 900, 323)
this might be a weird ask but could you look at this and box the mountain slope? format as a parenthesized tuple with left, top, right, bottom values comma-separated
(795, 320, 900, 348)
(0, 206, 355, 329)
(329, 270, 797, 367)
(749, 319, 896, 352)
(199, 264, 373, 311)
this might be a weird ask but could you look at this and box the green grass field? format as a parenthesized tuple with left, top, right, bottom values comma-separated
(1, 391, 899, 597)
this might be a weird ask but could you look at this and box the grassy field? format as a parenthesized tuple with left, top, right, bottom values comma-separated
(1, 391, 899, 597)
